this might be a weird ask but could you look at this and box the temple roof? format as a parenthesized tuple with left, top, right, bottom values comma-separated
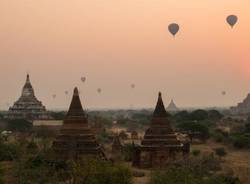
(166, 99, 179, 112)
(153, 92, 168, 117)
(65, 87, 87, 121)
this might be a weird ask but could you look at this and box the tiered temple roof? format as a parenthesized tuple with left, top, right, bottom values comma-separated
(141, 92, 181, 150)
(53, 87, 104, 159)
(6, 74, 50, 120)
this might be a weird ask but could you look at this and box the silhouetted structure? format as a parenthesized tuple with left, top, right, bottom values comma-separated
(132, 92, 184, 168)
(166, 99, 179, 112)
(231, 93, 250, 114)
(6, 74, 50, 120)
(53, 87, 104, 159)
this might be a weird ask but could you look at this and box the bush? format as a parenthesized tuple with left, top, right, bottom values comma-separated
(214, 147, 227, 158)
(0, 143, 20, 161)
(133, 171, 145, 177)
(26, 141, 38, 154)
(231, 134, 250, 148)
(192, 149, 201, 157)
(212, 132, 225, 143)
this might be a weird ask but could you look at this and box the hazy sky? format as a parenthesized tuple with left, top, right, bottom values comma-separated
(0, 0, 250, 110)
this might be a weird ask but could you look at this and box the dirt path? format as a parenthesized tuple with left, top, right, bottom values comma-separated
(132, 168, 151, 184)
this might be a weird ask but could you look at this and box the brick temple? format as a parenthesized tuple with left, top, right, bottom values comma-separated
(53, 87, 104, 159)
(132, 92, 184, 168)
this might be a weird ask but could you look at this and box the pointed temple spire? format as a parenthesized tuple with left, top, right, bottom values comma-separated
(23, 74, 34, 92)
(64, 87, 86, 123)
(53, 87, 104, 159)
(26, 73, 30, 82)
(153, 92, 168, 117)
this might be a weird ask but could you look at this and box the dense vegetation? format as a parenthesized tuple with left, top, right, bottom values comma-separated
(0, 136, 132, 184)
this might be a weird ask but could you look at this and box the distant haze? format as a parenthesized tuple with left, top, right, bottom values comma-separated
(0, 1, 250, 110)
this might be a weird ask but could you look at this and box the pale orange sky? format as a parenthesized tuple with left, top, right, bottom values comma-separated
(0, 0, 250, 110)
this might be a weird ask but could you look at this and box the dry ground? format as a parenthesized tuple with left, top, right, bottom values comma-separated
(192, 141, 250, 184)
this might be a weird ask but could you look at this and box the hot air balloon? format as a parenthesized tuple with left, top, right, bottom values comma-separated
(221, 91, 226, 96)
(65, 91, 68, 95)
(168, 23, 179, 36)
(226, 15, 238, 28)
(131, 84, 135, 89)
(81, 77, 86, 83)
(97, 88, 102, 93)
(52, 94, 56, 99)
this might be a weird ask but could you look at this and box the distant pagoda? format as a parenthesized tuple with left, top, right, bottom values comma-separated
(133, 92, 183, 168)
(6, 74, 50, 120)
(166, 99, 179, 112)
(231, 93, 250, 114)
(53, 87, 105, 159)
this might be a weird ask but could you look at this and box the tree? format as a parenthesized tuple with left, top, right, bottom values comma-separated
(190, 110, 208, 121)
(49, 111, 66, 120)
(178, 121, 210, 142)
(214, 147, 227, 159)
(245, 123, 250, 133)
(208, 110, 223, 121)
(7, 119, 32, 132)
(232, 134, 250, 148)
(174, 111, 190, 122)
